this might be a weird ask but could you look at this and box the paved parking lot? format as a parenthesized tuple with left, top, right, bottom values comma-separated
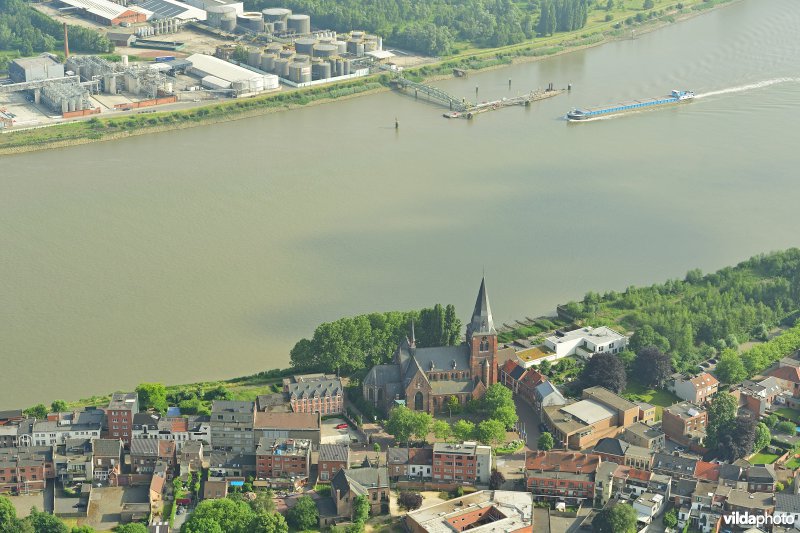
(321, 417, 362, 445)
(85, 486, 149, 531)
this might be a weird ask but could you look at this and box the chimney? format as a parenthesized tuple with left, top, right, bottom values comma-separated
(63, 23, 70, 59)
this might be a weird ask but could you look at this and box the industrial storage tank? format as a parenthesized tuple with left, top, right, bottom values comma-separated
(267, 43, 283, 54)
(317, 37, 333, 45)
(260, 53, 276, 72)
(287, 14, 311, 35)
(273, 58, 290, 77)
(262, 7, 291, 22)
(313, 43, 337, 58)
(220, 12, 237, 32)
(351, 31, 365, 40)
(279, 50, 295, 60)
(264, 22, 274, 33)
(356, 43, 364, 57)
(288, 62, 311, 83)
(343, 58, 351, 75)
(293, 54, 310, 64)
(294, 38, 316, 56)
(272, 20, 285, 32)
(364, 40, 377, 53)
(311, 61, 331, 80)
(207, 5, 236, 28)
(247, 49, 262, 68)
(334, 40, 347, 55)
(346, 39, 360, 55)
(238, 12, 265, 33)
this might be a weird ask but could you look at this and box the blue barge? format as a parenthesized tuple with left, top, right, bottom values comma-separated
(567, 89, 694, 121)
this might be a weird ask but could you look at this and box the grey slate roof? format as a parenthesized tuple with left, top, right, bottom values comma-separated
(673, 478, 698, 498)
(594, 438, 629, 457)
(747, 465, 777, 483)
(466, 276, 496, 337)
(430, 380, 475, 395)
(652, 453, 697, 476)
(130, 438, 159, 457)
(211, 400, 254, 414)
(209, 451, 256, 468)
(288, 376, 343, 400)
(319, 444, 349, 463)
(776, 493, 800, 514)
(406, 345, 471, 375)
(363, 364, 401, 387)
(133, 412, 159, 429)
(388, 447, 408, 465)
(509, 365, 526, 380)
(534, 381, 566, 404)
(0, 410, 23, 420)
(92, 439, 121, 458)
(332, 467, 389, 500)
(719, 463, 743, 482)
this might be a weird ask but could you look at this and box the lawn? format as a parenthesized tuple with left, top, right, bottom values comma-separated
(623, 380, 680, 420)
(775, 408, 800, 423)
(785, 457, 800, 470)
(750, 452, 780, 465)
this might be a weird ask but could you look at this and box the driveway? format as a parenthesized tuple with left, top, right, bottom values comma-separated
(515, 395, 542, 449)
(321, 417, 362, 445)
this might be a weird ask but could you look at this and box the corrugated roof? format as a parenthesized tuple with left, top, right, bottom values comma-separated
(59, 0, 153, 20)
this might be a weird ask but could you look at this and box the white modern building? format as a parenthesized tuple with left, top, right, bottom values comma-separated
(32, 410, 104, 446)
(544, 326, 627, 360)
(186, 54, 279, 95)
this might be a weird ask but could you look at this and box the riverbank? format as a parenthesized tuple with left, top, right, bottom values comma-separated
(0, 0, 737, 156)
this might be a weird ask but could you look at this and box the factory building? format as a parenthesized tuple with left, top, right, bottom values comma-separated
(133, 0, 207, 20)
(56, 0, 152, 25)
(9, 56, 65, 84)
(185, 54, 278, 95)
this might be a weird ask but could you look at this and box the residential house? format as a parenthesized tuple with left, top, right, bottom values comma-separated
(432, 441, 492, 485)
(671, 478, 697, 510)
(525, 451, 601, 504)
(517, 368, 546, 404)
(678, 481, 722, 533)
(693, 461, 721, 483)
(651, 452, 698, 480)
(768, 365, 800, 400)
(718, 463, 744, 487)
(319, 444, 350, 481)
(593, 438, 652, 470)
(409, 447, 433, 479)
(739, 377, 785, 416)
(0, 410, 24, 426)
(499, 360, 528, 393)
(774, 493, 800, 526)
(104, 392, 138, 446)
(543, 326, 627, 362)
(623, 422, 665, 450)
(635, 402, 656, 425)
(149, 472, 165, 513)
(662, 402, 708, 452)
(130, 439, 176, 479)
(210, 401, 255, 453)
(633, 493, 666, 526)
(543, 386, 640, 450)
(387, 447, 409, 479)
(747, 465, 777, 492)
(255, 438, 311, 484)
(594, 461, 618, 507)
(331, 466, 389, 517)
(178, 440, 205, 476)
(283, 374, 345, 415)
(252, 412, 321, 448)
(32, 409, 104, 446)
(203, 477, 229, 500)
(405, 491, 534, 533)
(54, 439, 94, 484)
(612, 466, 653, 499)
(208, 450, 256, 479)
(132, 413, 160, 440)
(532, 381, 567, 415)
(721, 487, 774, 522)
(671, 373, 719, 405)
(92, 438, 122, 485)
(0, 446, 52, 492)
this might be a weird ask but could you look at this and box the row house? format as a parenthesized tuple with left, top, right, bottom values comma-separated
(54, 439, 94, 484)
(133, 413, 211, 449)
(499, 360, 528, 393)
(662, 402, 708, 453)
(210, 400, 255, 453)
(677, 480, 721, 533)
(208, 450, 256, 479)
(693, 461, 721, 483)
(178, 441, 205, 476)
(130, 438, 176, 478)
(0, 410, 24, 426)
(255, 437, 311, 483)
(623, 422, 665, 450)
(387, 446, 433, 480)
(747, 464, 777, 492)
(774, 493, 800, 526)
(32, 409, 104, 446)
(0, 446, 53, 492)
(252, 412, 321, 449)
(544, 326, 627, 362)
(319, 444, 350, 481)
(652, 452, 698, 481)
(283, 374, 344, 415)
(525, 451, 601, 504)
(0, 421, 34, 449)
(92, 438, 122, 485)
(719, 487, 774, 531)
(104, 392, 139, 447)
(610, 464, 671, 502)
(517, 368, 546, 405)
(432, 441, 491, 485)
(593, 438, 653, 470)
(633, 492, 666, 526)
(670, 372, 719, 405)
(635, 402, 657, 425)
(331, 466, 389, 518)
(405, 491, 534, 533)
(738, 377, 785, 416)
(768, 365, 800, 400)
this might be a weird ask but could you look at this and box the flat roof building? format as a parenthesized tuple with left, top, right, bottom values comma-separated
(406, 490, 533, 533)
(9, 56, 65, 84)
(186, 54, 279, 94)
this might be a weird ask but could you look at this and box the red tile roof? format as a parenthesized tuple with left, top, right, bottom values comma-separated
(520, 369, 546, 387)
(769, 366, 800, 384)
(501, 359, 519, 375)
(169, 418, 188, 433)
(690, 372, 719, 388)
(694, 461, 720, 482)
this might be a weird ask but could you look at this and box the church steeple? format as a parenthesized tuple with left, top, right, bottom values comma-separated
(467, 276, 496, 340)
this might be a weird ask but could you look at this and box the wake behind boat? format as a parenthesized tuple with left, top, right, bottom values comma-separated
(567, 89, 694, 121)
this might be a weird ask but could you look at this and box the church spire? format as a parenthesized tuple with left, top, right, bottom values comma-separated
(467, 276, 496, 339)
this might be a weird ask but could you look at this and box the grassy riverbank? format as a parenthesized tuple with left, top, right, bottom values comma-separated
(0, 0, 735, 155)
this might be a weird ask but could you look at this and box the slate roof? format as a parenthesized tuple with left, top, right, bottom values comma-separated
(0, 410, 23, 420)
(133, 413, 160, 429)
(594, 438, 629, 457)
(466, 276, 496, 337)
(131, 438, 159, 457)
(319, 444, 349, 463)
(387, 447, 408, 465)
(775, 493, 800, 514)
(331, 467, 390, 500)
(430, 380, 475, 395)
(747, 465, 777, 483)
(363, 364, 401, 388)
(534, 381, 566, 404)
(409, 448, 433, 466)
(288, 376, 343, 400)
(652, 453, 697, 476)
(93, 439, 121, 458)
(408, 346, 471, 375)
(719, 463, 743, 482)
(673, 478, 698, 498)
(509, 364, 527, 380)
(211, 400, 254, 414)
(209, 451, 256, 469)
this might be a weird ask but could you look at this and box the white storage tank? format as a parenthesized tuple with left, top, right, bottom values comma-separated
(262, 7, 291, 22)
(287, 14, 311, 35)
(238, 12, 265, 33)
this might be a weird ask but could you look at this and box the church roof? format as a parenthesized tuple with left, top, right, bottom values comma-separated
(431, 380, 475, 395)
(403, 345, 471, 377)
(467, 276, 496, 337)
(364, 364, 401, 388)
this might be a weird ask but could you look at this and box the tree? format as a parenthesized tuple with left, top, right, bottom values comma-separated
(705, 393, 737, 450)
(715, 349, 747, 384)
(483, 384, 514, 412)
(70, 526, 95, 533)
(286, 496, 318, 531)
(432, 420, 451, 441)
(776, 420, 796, 434)
(630, 325, 670, 353)
(538, 360, 552, 375)
(446, 395, 461, 416)
(50, 400, 68, 413)
(536, 0, 557, 36)
(249, 489, 276, 514)
(493, 404, 518, 430)
(410, 411, 433, 442)
(764, 414, 779, 428)
(385, 406, 415, 444)
(181, 498, 261, 533)
(398, 492, 423, 511)
(24, 404, 48, 419)
(352, 495, 370, 523)
(580, 353, 627, 393)
(754, 422, 771, 453)
(452, 420, 475, 442)
(776, 481, 785, 492)
(592, 503, 638, 533)
(115, 524, 149, 533)
(489, 469, 505, 490)
(633, 346, 673, 388)
(643, 0, 654, 9)
(476, 419, 506, 446)
(538, 432, 555, 451)
(663, 508, 678, 529)
(135, 383, 168, 413)
(716, 415, 756, 462)
(27, 508, 68, 533)
(0, 497, 17, 529)
(252, 510, 288, 532)
(203, 385, 232, 402)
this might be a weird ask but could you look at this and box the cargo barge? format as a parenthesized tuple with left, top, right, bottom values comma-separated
(566, 89, 694, 121)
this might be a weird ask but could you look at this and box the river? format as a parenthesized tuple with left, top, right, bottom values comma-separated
(1, 0, 798, 408)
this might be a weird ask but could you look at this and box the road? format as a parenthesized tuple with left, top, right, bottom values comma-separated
(515, 395, 542, 450)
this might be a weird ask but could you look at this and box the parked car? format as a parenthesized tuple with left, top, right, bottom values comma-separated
(335, 423, 348, 430)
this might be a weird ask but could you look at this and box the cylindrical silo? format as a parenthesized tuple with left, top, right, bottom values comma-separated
(267, 43, 283, 54)
(287, 14, 311, 35)
(318, 37, 333, 45)
(288, 62, 312, 83)
(334, 40, 347, 55)
(330, 58, 342, 77)
(260, 53, 276, 72)
(274, 58, 290, 77)
(293, 38, 316, 56)
(238, 12, 265, 33)
(279, 50, 295, 60)
(248, 48, 262, 67)
(313, 44, 337, 58)
(221, 12, 237, 32)
(273, 20, 285, 32)
(311, 61, 330, 80)
(294, 54, 310, 64)
(343, 58, 351, 75)
(262, 7, 291, 23)
(356, 43, 364, 57)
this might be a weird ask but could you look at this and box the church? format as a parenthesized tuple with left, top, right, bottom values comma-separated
(363, 278, 514, 415)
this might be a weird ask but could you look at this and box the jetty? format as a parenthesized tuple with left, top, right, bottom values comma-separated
(390, 76, 563, 119)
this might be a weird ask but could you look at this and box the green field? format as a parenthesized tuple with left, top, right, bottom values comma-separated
(775, 408, 800, 423)
(750, 452, 780, 465)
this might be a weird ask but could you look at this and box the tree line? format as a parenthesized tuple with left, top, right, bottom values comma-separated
(289, 303, 461, 376)
(245, 0, 592, 55)
(0, 0, 112, 58)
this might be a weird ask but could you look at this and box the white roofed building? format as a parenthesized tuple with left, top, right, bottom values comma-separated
(186, 54, 279, 95)
(57, 0, 152, 25)
(544, 326, 627, 361)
